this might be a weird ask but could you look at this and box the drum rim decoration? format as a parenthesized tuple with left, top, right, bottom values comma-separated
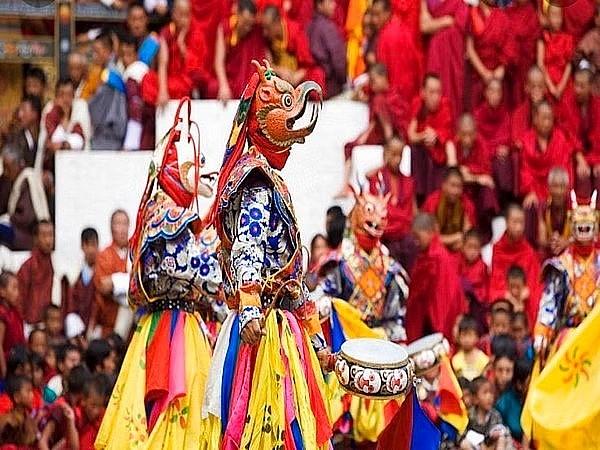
(406, 332, 450, 376)
(340, 338, 409, 369)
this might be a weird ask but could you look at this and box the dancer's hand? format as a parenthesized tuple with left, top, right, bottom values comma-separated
(241, 318, 266, 346)
(316, 348, 333, 373)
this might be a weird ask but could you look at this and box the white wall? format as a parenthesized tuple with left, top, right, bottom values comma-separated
(54, 99, 371, 277)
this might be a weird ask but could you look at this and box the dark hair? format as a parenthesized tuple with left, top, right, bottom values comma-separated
(43, 304, 61, 321)
(0, 270, 16, 289)
(84, 372, 112, 401)
(507, 265, 526, 282)
(470, 376, 491, 395)
(239, 0, 258, 14)
(457, 376, 471, 393)
(21, 94, 42, 117)
(81, 227, 99, 245)
(443, 166, 463, 182)
(371, 0, 391, 12)
(491, 306, 513, 320)
(119, 32, 138, 50)
(514, 356, 533, 386)
(55, 77, 75, 92)
(422, 72, 441, 88)
(504, 203, 524, 219)
(491, 334, 518, 361)
(25, 66, 47, 86)
(458, 315, 480, 335)
(28, 328, 47, 347)
(512, 311, 528, 328)
(28, 352, 45, 371)
(6, 344, 31, 376)
(368, 62, 388, 78)
(66, 364, 92, 395)
(464, 229, 481, 243)
(94, 31, 114, 51)
(490, 298, 514, 314)
(85, 339, 112, 372)
(32, 219, 53, 237)
(326, 207, 346, 249)
(106, 333, 126, 368)
(310, 233, 326, 252)
(5, 374, 32, 400)
(56, 343, 81, 364)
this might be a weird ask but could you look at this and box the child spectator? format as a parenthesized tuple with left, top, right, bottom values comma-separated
(306, 233, 327, 291)
(29, 352, 54, 405)
(63, 227, 99, 332)
(27, 328, 47, 360)
(105, 333, 125, 373)
(0, 271, 25, 378)
(495, 357, 533, 444)
(504, 265, 529, 316)
(39, 364, 91, 450)
(460, 377, 510, 450)
(459, 230, 489, 328)
(43, 305, 66, 348)
(511, 312, 532, 359)
(537, 5, 575, 103)
(24, 66, 47, 101)
(0, 375, 36, 448)
(492, 350, 516, 396)
(453, 315, 490, 381)
(0, 345, 35, 415)
(46, 343, 82, 399)
(480, 306, 512, 356)
(458, 377, 474, 410)
(65, 313, 88, 351)
(84, 339, 117, 376)
(76, 373, 110, 449)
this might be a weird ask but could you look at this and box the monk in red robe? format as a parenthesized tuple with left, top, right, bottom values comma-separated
(214, 0, 267, 101)
(372, 0, 421, 103)
(561, 0, 596, 41)
(261, 5, 326, 92)
(537, 166, 571, 261)
(141, 0, 210, 107)
(393, 0, 421, 49)
(406, 212, 467, 341)
(556, 66, 600, 198)
(337, 63, 409, 197)
(511, 65, 548, 152)
(91, 210, 130, 339)
(367, 135, 417, 269)
(191, 0, 225, 88)
(422, 167, 476, 254)
(537, 5, 575, 105)
(489, 204, 540, 324)
(420, 0, 469, 123)
(465, 3, 513, 110)
(455, 113, 498, 243)
(474, 79, 513, 205)
(505, 0, 542, 109)
(407, 73, 454, 203)
(459, 230, 489, 327)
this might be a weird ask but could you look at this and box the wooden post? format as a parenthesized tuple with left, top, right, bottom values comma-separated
(55, 0, 73, 81)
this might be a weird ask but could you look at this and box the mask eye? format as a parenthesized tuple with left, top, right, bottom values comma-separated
(365, 203, 374, 214)
(282, 93, 293, 109)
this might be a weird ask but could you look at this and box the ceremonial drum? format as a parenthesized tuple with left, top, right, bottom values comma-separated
(406, 333, 450, 377)
(334, 338, 415, 399)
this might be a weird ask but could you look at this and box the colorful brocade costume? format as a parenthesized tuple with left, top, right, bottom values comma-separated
(522, 192, 600, 449)
(201, 61, 332, 450)
(96, 99, 222, 449)
(312, 188, 409, 444)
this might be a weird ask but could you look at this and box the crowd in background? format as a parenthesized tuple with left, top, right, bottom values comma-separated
(0, 0, 599, 448)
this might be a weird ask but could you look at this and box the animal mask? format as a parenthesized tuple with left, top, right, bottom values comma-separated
(349, 183, 391, 241)
(570, 190, 598, 244)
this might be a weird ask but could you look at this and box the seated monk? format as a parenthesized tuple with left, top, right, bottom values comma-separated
(455, 113, 499, 244)
(337, 62, 409, 197)
(489, 204, 541, 313)
(517, 100, 584, 245)
(511, 66, 547, 150)
(421, 166, 476, 255)
(214, 0, 267, 101)
(141, 0, 210, 107)
(556, 64, 600, 198)
(367, 135, 417, 270)
(406, 212, 466, 341)
(407, 73, 455, 204)
(261, 5, 325, 91)
(473, 79, 513, 207)
(537, 166, 571, 261)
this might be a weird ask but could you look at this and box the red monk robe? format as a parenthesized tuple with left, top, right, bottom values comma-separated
(474, 100, 513, 195)
(376, 17, 422, 103)
(141, 22, 210, 105)
(505, 1, 542, 108)
(17, 248, 55, 325)
(541, 29, 575, 101)
(191, 0, 225, 87)
(489, 233, 541, 328)
(222, 18, 267, 98)
(410, 96, 453, 199)
(467, 6, 513, 109)
(456, 137, 499, 242)
(562, 0, 596, 41)
(424, 0, 470, 123)
(459, 253, 489, 306)
(393, 0, 421, 49)
(518, 128, 574, 201)
(406, 234, 467, 341)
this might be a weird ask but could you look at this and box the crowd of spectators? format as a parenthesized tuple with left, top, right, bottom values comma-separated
(0, 0, 599, 447)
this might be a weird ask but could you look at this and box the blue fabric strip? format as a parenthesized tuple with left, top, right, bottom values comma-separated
(330, 307, 346, 353)
(291, 418, 304, 450)
(410, 388, 441, 450)
(221, 315, 240, 434)
(169, 310, 178, 340)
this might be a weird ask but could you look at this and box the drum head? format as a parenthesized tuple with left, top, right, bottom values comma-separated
(406, 333, 444, 356)
(341, 338, 408, 366)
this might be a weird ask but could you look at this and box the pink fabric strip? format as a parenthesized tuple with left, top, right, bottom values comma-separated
(223, 344, 254, 450)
